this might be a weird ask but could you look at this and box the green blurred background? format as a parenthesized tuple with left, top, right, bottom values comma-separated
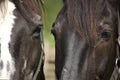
(43, 0, 63, 46)
(42, 1, 63, 80)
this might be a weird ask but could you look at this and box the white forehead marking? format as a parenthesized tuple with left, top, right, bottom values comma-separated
(0, 0, 16, 79)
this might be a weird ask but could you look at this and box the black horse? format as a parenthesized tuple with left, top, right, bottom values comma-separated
(52, 0, 120, 80)
(0, 0, 44, 80)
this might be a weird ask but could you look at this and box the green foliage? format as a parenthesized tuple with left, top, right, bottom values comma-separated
(43, 0, 63, 46)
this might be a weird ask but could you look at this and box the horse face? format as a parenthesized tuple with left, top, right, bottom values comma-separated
(52, 1, 117, 80)
(0, 0, 44, 80)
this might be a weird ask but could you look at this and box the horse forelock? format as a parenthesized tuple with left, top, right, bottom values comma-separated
(13, 0, 42, 25)
(0, 0, 16, 79)
(65, 0, 112, 42)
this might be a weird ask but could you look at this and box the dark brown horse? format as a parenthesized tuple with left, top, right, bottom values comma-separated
(0, 0, 44, 80)
(52, 0, 120, 80)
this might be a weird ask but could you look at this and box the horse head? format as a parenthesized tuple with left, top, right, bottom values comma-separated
(0, 0, 44, 80)
(52, 0, 119, 80)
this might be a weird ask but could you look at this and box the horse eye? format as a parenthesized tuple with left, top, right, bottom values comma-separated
(100, 30, 112, 41)
(51, 22, 57, 36)
(32, 27, 42, 39)
(51, 28, 56, 37)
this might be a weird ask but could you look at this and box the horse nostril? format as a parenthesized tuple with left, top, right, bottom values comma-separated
(0, 60, 3, 70)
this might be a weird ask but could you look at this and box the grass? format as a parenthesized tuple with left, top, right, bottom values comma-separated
(43, 0, 63, 47)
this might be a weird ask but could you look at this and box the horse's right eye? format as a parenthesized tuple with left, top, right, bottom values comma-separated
(32, 25, 42, 39)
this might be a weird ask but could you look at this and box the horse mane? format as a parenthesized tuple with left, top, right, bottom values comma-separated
(64, 0, 114, 41)
(13, 0, 42, 25)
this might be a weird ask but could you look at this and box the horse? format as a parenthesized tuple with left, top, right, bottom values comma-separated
(51, 0, 120, 80)
(0, 0, 45, 80)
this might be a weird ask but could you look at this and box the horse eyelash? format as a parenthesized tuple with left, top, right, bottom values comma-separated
(51, 22, 57, 35)
(99, 29, 112, 41)
(51, 28, 56, 36)
(32, 27, 42, 39)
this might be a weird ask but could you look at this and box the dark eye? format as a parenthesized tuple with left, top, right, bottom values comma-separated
(32, 25, 42, 39)
(51, 22, 57, 37)
(51, 28, 57, 38)
(100, 30, 112, 41)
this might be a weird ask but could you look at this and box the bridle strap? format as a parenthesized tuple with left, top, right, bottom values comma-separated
(116, 7, 120, 70)
(117, 10, 120, 57)
(33, 26, 45, 80)
(115, 9, 120, 80)
(110, 8, 120, 80)
(32, 1, 45, 79)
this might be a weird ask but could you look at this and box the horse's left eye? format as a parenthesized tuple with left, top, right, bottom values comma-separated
(51, 28, 56, 36)
(51, 22, 57, 38)
(100, 30, 112, 41)
(32, 26, 42, 39)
